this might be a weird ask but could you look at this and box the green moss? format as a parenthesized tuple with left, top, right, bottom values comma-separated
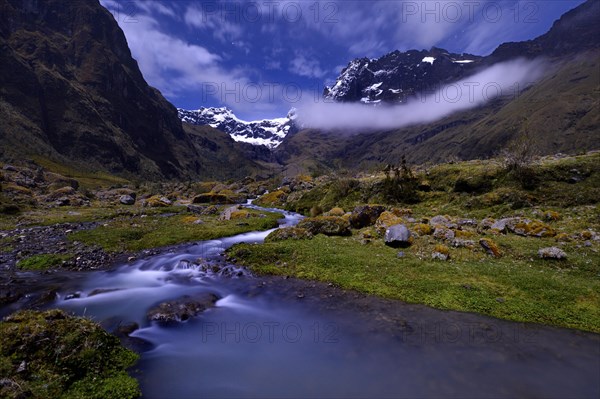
(0, 309, 140, 399)
(17, 254, 74, 270)
(69, 209, 281, 252)
(254, 190, 287, 207)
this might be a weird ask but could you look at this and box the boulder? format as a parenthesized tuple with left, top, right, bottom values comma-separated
(429, 215, 452, 227)
(480, 238, 501, 258)
(298, 216, 351, 236)
(219, 205, 242, 221)
(433, 227, 455, 241)
(147, 293, 220, 323)
(265, 227, 313, 242)
(538, 247, 567, 260)
(384, 224, 412, 248)
(119, 195, 135, 205)
(145, 196, 172, 207)
(375, 211, 403, 234)
(349, 205, 386, 228)
(187, 204, 206, 214)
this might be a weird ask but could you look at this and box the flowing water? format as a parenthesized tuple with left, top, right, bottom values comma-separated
(2, 204, 599, 398)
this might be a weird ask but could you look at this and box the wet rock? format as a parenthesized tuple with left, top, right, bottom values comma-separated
(64, 292, 82, 300)
(119, 195, 135, 205)
(384, 224, 412, 248)
(116, 322, 140, 336)
(88, 288, 122, 297)
(349, 205, 386, 228)
(538, 247, 567, 260)
(266, 227, 313, 242)
(147, 292, 220, 323)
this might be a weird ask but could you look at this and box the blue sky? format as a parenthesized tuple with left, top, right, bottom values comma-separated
(100, 0, 585, 120)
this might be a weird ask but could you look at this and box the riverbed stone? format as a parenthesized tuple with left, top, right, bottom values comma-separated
(147, 293, 220, 323)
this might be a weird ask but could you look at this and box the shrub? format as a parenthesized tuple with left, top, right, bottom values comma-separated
(500, 134, 540, 189)
(381, 157, 420, 204)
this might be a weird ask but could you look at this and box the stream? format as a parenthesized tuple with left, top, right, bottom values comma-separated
(2, 203, 599, 398)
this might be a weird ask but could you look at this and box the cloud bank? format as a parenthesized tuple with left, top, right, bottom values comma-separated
(296, 59, 545, 132)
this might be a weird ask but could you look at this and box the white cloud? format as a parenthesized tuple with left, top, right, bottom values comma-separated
(289, 53, 327, 79)
(184, 4, 244, 43)
(134, 0, 177, 19)
(297, 59, 545, 131)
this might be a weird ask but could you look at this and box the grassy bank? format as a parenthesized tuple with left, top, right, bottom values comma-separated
(69, 208, 281, 252)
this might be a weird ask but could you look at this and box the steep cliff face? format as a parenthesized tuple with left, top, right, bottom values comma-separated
(0, 0, 199, 179)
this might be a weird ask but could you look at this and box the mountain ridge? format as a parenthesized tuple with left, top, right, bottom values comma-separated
(178, 107, 298, 149)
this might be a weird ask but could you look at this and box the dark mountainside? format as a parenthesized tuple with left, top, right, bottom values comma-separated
(275, 0, 600, 174)
(0, 0, 202, 180)
(184, 123, 282, 180)
(0, 0, 597, 181)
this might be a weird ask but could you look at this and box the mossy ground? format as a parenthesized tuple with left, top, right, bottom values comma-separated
(0, 309, 140, 399)
(68, 208, 281, 252)
(17, 254, 74, 270)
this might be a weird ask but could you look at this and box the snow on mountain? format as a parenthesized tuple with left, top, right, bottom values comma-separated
(324, 48, 483, 104)
(178, 107, 298, 148)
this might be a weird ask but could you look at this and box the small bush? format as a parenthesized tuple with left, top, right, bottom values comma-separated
(381, 157, 420, 204)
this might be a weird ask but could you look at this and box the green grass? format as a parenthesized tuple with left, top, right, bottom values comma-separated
(69, 209, 281, 252)
(30, 156, 130, 189)
(17, 254, 74, 270)
(229, 230, 600, 333)
(0, 204, 186, 230)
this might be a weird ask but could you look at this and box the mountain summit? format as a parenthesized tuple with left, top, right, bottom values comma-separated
(178, 107, 298, 148)
(324, 48, 482, 104)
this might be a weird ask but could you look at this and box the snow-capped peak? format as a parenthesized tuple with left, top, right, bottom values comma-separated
(324, 48, 482, 104)
(178, 107, 297, 148)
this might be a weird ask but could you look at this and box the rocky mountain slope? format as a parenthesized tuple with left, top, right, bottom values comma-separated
(0, 0, 202, 180)
(183, 123, 282, 180)
(179, 108, 298, 148)
(324, 48, 482, 104)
